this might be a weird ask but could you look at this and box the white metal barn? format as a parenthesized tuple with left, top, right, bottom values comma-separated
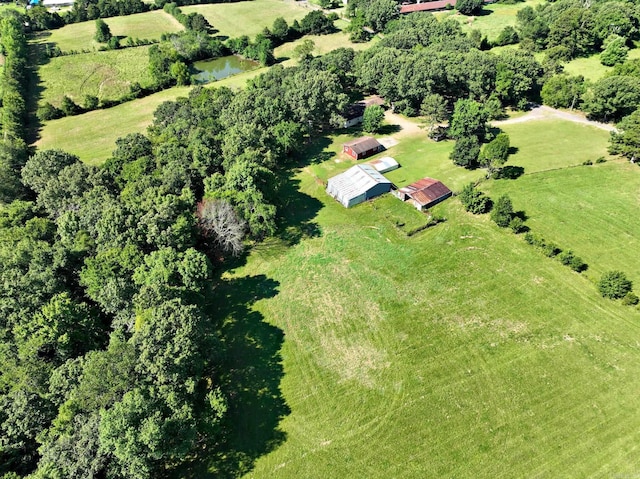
(326, 164, 393, 208)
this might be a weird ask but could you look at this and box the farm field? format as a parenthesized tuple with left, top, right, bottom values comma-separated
(35, 67, 268, 163)
(37, 46, 153, 106)
(275, 29, 374, 65)
(437, 0, 543, 41)
(486, 160, 640, 284)
(208, 116, 640, 478)
(30, 10, 183, 52)
(181, 0, 310, 38)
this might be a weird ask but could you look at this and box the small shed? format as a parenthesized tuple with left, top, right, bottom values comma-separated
(367, 156, 399, 174)
(326, 164, 393, 208)
(393, 177, 452, 211)
(343, 137, 384, 160)
(342, 96, 386, 128)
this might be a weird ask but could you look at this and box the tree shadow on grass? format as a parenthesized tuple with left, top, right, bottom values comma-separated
(494, 165, 524, 180)
(275, 173, 323, 247)
(297, 135, 335, 165)
(376, 123, 401, 135)
(178, 274, 289, 479)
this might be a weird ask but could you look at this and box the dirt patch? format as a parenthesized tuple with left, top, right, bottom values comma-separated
(493, 105, 617, 132)
(378, 136, 399, 149)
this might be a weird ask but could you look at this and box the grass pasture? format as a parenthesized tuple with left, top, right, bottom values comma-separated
(37, 46, 153, 106)
(209, 115, 640, 478)
(437, 0, 543, 42)
(486, 160, 640, 285)
(35, 67, 267, 163)
(31, 10, 182, 52)
(181, 0, 310, 39)
(563, 48, 640, 82)
(274, 30, 374, 66)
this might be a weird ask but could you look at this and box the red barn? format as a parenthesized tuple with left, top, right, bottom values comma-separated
(343, 137, 384, 160)
(393, 177, 452, 211)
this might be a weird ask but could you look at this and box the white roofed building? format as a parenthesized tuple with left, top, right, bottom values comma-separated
(326, 164, 393, 208)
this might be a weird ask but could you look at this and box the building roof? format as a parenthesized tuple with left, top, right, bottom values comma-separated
(400, 0, 492, 13)
(398, 177, 451, 206)
(328, 164, 391, 202)
(344, 137, 383, 155)
(344, 96, 386, 121)
(367, 156, 399, 173)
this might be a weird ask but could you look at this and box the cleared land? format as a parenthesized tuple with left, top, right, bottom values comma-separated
(37, 46, 153, 106)
(181, 0, 310, 38)
(437, 0, 543, 42)
(31, 10, 183, 52)
(487, 159, 640, 284)
(563, 48, 640, 81)
(210, 116, 640, 478)
(275, 29, 375, 65)
(35, 68, 267, 163)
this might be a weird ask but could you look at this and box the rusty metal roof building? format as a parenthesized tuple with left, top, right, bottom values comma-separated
(394, 177, 452, 210)
(326, 164, 393, 208)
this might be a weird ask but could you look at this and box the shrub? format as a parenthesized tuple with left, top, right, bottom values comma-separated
(36, 102, 63, 121)
(558, 250, 587, 272)
(541, 241, 561, 257)
(582, 159, 593, 165)
(509, 216, 526, 233)
(60, 96, 80, 116)
(458, 182, 491, 214)
(490, 194, 513, 227)
(597, 270, 633, 299)
(84, 95, 99, 110)
(622, 292, 639, 306)
(523, 232, 535, 245)
(595, 156, 606, 163)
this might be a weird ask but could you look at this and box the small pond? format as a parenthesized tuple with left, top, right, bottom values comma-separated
(192, 56, 258, 84)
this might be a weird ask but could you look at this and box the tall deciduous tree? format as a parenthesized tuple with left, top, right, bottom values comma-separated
(94, 19, 111, 43)
(362, 104, 385, 133)
(609, 109, 640, 161)
(449, 99, 488, 141)
(479, 133, 510, 176)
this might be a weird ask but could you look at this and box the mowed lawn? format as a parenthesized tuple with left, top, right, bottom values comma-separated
(214, 121, 640, 477)
(35, 68, 267, 163)
(275, 28, 376, 65)
(37, 46, 154, 106)
(437, 0, 543, 42)
(563, 48, 640, 82)
(486, 160, 640, 285)
(31, 10, 183, 52)
(181, 0, 310, 38)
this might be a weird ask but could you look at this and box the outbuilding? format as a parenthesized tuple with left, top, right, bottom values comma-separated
(326, 164, 393, 208)
(393, 177, 452, 211)
(343, 96, 386, 128)
(343, 137, 384, 160)
(367, 156, 399, 174)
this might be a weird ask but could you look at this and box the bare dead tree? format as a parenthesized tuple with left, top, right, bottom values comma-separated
(196, 199, 247, 257)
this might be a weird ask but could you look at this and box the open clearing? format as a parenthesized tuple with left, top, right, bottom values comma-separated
(437, 0, 543, 41)
(181, 0, 311, 38)
(563, 48, 640, 82)
(30, 10, 183, 52)
(37, 46, 153, 106)
(212, 115, 640, 478)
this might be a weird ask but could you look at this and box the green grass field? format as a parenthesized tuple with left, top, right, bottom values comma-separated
(208, 116, 640, 478)
(181, 0, 310, 39)
(37, 46, 153, 106)
(562, 48, 640, 81)
(486, 160, 640, 284)
(35, 67, 267, 163)
(30, 10, 182, 52)
(274, 29, 376, 65)
(437, 0, 543, 42)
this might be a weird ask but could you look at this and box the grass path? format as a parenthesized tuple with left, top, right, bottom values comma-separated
(494, 105, 617, 132)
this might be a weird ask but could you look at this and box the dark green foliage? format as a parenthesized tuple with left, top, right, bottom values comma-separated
(584, 75, 640, 121)
(558, 250, 587, 272)
(490, 194, 514, 227)
(600, 35, 628, 67)
(494, 25, 519, 46)
(362, 104, 385, 133)
(271, 17, 289, 43)
(83, 95, 99, 110)
(598, 270, 633, 299)
(449, 99, 488, 141)
(479, 132, 510, 176)
(61, 96, 80, 116)
(37, 102, 64, 121)
(94, 18, 111, 43)
(298, 10, 334, 35)
(609, 109, 640, 161)
(450, 136, 480, 169)
(509, 216, 526, 233)
(541, 75, 585, 109)
(65, 0, 148, 24)
(622, 292, 639, 306)
(163, 2, 211, 32)
(456, 0, 483, 15)
(458, 182, 491, 214)
(362, 0, 399, 32)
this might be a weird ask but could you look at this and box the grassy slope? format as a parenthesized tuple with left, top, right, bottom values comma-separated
(487, 160, 640, 285)
(37, 46, 153, 106)
(436, 0, 543, 42)
(181, 0, 310, 38)
(218, 117, 640, 478)
(32, 10, 183, 52)
(563, 48, 640, 82)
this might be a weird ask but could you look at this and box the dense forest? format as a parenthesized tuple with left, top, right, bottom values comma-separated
(2, 0, 640, 476)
